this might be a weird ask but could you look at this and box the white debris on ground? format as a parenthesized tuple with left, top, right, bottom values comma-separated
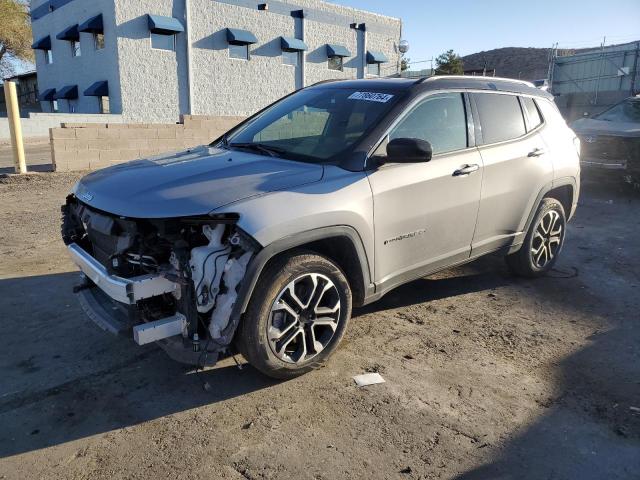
(353, 372, 385, 387)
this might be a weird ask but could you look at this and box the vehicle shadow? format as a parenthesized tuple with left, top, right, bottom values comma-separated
(2, 174, 639, 471)
(455, 322, 640, 480)
(0, 272, 278, 459)
(0, 164, 53, 175)
(454, 178, 640, 479)
(355, 254, 511, 317)
(0, 256, 510, 459)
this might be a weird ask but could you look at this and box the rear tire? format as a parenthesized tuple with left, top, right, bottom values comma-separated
(506, 198, 566, 277)
(236, 251, 352, 379)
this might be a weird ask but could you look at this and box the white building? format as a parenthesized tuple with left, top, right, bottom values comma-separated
(30, 0, 402, 123)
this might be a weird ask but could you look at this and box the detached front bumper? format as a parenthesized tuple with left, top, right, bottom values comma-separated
(67, 243, 179, 304)
(67, 243, 189, 348)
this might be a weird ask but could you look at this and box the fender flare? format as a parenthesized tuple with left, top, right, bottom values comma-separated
(513, 176, 577, 253)
(216, 226, 373, 346)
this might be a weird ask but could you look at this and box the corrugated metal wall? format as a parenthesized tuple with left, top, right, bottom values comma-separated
(551, 41, 640, 120)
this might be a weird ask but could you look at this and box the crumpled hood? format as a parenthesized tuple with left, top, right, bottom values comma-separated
(571, 118, 640, 138)
(73, 146, 324, 218)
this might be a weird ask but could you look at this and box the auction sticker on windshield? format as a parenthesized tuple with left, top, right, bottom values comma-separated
(348, 92, 394, 103)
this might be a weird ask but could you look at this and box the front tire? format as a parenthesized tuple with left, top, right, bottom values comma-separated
(236, 251, 352, 379)
(507, 198, 567, 277)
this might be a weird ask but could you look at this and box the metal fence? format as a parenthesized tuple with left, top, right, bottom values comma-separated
(550, 41, 640, 120)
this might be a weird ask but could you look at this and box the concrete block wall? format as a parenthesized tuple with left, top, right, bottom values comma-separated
(188, 0, 402, 118)
(30, 0, 122, 115)
(31, 0, 400, 123)
(51, 115, 245, 171)
(114, 0, 189, 124)
(0, 112, 124, 141)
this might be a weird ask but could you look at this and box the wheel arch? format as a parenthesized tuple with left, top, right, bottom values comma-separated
(521, 177, 577, 235)
(236, 226, 373, 318)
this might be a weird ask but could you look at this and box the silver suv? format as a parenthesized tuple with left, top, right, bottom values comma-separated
(62, 77, 581, 379)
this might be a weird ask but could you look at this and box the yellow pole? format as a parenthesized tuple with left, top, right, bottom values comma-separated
(4, 81, 27, 174)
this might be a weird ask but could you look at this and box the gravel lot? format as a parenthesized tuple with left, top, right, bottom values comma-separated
(0, 171, 638, 479)
(0, 140, 53, 174)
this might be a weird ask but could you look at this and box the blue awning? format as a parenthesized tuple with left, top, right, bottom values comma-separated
(147, 15, 184, 34)
(367, 51, 389, 64)
(326, 44, 350, 58)
(281, 36, 307, 52)
(56, 24, 80, 42)
(226, 28, 258, 45)
(39, 88, 56, 101)
(79, 14, 103, 34)
(84, 81, 109, 97)
(55, 85, 78, 100)
(31, 36, 51, 50)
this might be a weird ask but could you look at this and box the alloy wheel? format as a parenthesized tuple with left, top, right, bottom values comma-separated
(531, 210, 563, 269)
(267, 273, 341, 364)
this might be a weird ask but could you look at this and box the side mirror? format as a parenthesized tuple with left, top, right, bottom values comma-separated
(386, 138, 433, 163)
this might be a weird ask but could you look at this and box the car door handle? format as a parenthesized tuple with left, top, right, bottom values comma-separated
(453, 164, 480, 176)
(528, 147, 547, 157)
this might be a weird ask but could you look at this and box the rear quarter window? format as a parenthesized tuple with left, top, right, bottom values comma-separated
(474, 93, 526, 145)
(522, 97, 544, 131)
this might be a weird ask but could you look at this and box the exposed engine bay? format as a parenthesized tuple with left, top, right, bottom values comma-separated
(61, 194, 257, 367)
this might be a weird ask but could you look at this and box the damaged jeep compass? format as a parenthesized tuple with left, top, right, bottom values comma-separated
(62, 77, 580, 379)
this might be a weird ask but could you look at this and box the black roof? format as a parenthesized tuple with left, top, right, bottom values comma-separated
(311, 76, 552, 99)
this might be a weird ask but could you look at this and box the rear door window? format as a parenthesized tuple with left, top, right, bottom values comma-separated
(521, 97, 543, 131)
(389, 93, 468, 155)
(474, 93, 526, 145)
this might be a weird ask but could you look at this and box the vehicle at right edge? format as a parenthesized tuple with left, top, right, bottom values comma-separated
(62, 76, 581, 379)
(571, 95, 640, 186)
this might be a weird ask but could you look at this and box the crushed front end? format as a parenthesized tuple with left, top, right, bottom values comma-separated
(61, 195, 257, 367)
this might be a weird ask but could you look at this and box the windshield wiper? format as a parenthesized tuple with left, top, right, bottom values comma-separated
(228, 142, 286, 158)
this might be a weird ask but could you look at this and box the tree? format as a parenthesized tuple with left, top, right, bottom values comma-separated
(0, 0, 33, 77)
(435, 49, 464, 75)
(401, 56, 411, 72)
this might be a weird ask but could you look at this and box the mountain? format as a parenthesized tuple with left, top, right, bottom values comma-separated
(462, 47, 584, 81)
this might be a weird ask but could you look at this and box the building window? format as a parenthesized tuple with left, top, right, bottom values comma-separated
(151, 33, 175, 51)
(44, 49, 53, 64)
(71, 40, 81, 57)
(367, 63, 380, 76)
(99, 96, 110, 114)
(51, 100, 59, 112)
(68, 100, 77, 113)
(328, 56, 343, 71)
(229, 43, 249, 60)
(94, 33, 105, 50)
(282, 50, 299, 66)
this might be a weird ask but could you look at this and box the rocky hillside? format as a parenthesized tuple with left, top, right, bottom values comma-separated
(462, 47, 582, 81)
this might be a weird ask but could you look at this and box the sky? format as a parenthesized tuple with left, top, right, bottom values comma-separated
(332, 0, 640, 69)
(5, 0, 639, 77)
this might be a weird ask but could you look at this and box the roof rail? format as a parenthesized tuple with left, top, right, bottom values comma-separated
(415, 75, 535, 88)
(308, 78, 344, 87)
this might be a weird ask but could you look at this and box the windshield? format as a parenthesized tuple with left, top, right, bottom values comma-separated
(594, 99, 640, 123)
(224, 87, 402, 163)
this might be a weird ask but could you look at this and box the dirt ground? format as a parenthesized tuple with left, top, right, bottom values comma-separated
(0, 140, 53, 174)
(0, 171, 638, 480)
